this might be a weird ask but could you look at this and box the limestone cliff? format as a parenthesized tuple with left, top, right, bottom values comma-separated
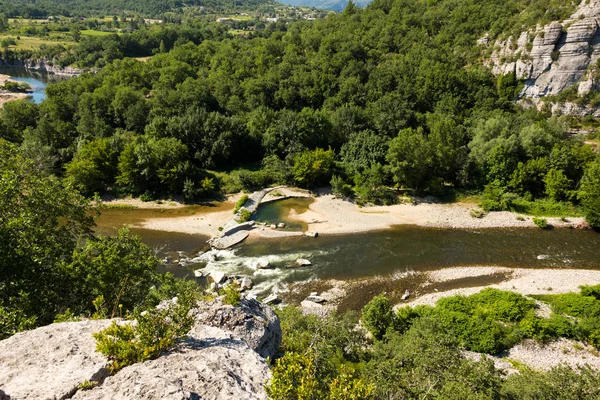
(487, 0, 600, 106)
(0, 298, 280, 400)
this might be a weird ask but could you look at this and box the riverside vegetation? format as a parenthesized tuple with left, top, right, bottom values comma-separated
(1, 0, 600, 225)
(4, 137, 600, 398)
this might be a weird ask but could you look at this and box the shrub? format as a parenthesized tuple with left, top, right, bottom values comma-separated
(362, 295, 393, 340)
(470, 209, 485, 218)
(94, 298, 195, 372)
(223, 282, 241, 306)
(238, 208, 252, 222)
(532, 217, 549, 229)
(234, 194, 248, 213)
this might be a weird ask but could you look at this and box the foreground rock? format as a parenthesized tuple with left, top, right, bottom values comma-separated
(191, 298, 281, 359)
(0, 298, 281, 400)
(0, 319, 113, 399)
(74, 326, 270, 400)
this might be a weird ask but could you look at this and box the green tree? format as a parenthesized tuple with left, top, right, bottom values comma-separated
(579, 158, 600, 228)
(292, 148, 335, 188)
(361, 294, 393, 340)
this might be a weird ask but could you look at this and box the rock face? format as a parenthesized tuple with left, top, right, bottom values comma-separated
(0, 299, 281, 400)
(488, 0, 600, 106)
(190, 298, 282, 359)
(73, 326, 270, 400)
(0, 319, 113, 400)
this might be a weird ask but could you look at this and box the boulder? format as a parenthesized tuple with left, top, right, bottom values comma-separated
(193, 269, 204, 278)
(190, 298, 282, 359)
(73, 326, 270, 400)
(262, 294, 281, 306)
(304, 295, 327, 304)
(241, 277, 254, 291)
(286, 258, 311, 269)
(254, 258, 270, 269)
(0, 319, 114, 400)
(210, 270, 227, 284)
(277, 223, 285, 228)
(401, 290, 410, 300)
(305, 231, 318, 238)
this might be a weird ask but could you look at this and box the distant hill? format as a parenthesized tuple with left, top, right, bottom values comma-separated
(0, 0, 279, 18)
(277, 0, 370, 12)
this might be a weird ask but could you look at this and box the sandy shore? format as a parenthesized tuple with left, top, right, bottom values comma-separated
(408, 266, 600, 307)
(254, 188, 585, 236)
(103, 188, 586, 239)
(0, 74, 29, 107)
(102, 194, 244, 237)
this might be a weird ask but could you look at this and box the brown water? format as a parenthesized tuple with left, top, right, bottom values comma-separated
(253, 197, 314, 231)
(93, 200, 600, 294)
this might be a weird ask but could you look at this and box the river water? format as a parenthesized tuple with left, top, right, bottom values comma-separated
(0, 68, 63, 103)
(96, 199, 600, 297)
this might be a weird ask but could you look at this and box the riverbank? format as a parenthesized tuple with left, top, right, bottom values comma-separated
(0, 74, 28, 106)
(101, 188, 587, 239)
(102, 194, 243, 237)
(252, 188, 585, 237)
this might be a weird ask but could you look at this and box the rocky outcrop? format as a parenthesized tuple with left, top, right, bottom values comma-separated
(487, 0, 600, 104)
(0, 298, 281, 400)
(191, 297, 282, 359)
(0, 319, 114, 399)
(73, 325, 270, 400)
(0, 58, 84, 76)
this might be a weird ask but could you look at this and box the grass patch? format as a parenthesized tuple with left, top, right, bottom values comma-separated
(532, 217, 549, 229)
(510, 199, 580, 218)
(101, 204, 138, 210)
(81, 30, 120, 37)
(0, 35, 74, 50)
(234, 194, 248, 214)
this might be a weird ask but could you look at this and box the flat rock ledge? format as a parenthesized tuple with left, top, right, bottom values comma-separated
(0, 299, 281, 400)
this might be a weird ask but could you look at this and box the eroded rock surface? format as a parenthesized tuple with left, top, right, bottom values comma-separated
(488, 0, 600, 104)
(73, 326, 270, 400)
(0, 298, 280, 400)
(190, 297, 282, 359)
(0, 319, 113, 400)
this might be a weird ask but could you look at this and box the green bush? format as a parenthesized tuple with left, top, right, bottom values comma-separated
(470, 208, 485, 218)
(238, 208, 252, 222)
(362, 295, 393, 340)
(234, 194, 248, 213)
(532, 217, 549, 229)
(223, 282, 241, 306)
(94, 298, 195, 372)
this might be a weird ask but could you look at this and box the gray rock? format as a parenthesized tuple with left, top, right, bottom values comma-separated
(241, 277, 254, 291)
(401, 290, 410, 300)
(210, 270, 227, 284)
(262, 294, 281, 306)
(73, 327, 270, 400)
(304, 295, 327, 304)
(296, 258, 312, 267)
(305, 231, 318, 238)
(0, 319, 114, 400)
(190, 298, 281, 359)
(254, 258, 270, 269)
(277, 223, 285, 228)
(193, 269, 204, 278)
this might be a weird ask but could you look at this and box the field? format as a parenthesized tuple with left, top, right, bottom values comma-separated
(0, 35, 74, 50)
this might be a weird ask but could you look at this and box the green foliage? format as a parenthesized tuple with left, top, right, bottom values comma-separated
(223, 282, 241, 306)
(532, 217, 549, 229)
(94, 303, 193, 372)
(64, 228, 160, 317)
(361, 294, 393, 341)
(266, 352, 321, 399)
(234, 194, 249, 213)
(579, 158, 600, 228)
(238, 208, 252, 222)
(292, 148, 335, 188)
(470, 208, 485, 218)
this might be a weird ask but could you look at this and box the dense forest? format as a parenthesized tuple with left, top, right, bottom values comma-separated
(0, 0, 278, 18)
(1, 0, 599, 226)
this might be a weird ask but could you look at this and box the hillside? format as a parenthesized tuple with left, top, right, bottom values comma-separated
(278, 0, 370, 12)
(0, 0, 279, 18)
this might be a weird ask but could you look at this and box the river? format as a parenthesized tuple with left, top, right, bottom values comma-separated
(0, 68, 63, 103)
(96, 199, 600, 297)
